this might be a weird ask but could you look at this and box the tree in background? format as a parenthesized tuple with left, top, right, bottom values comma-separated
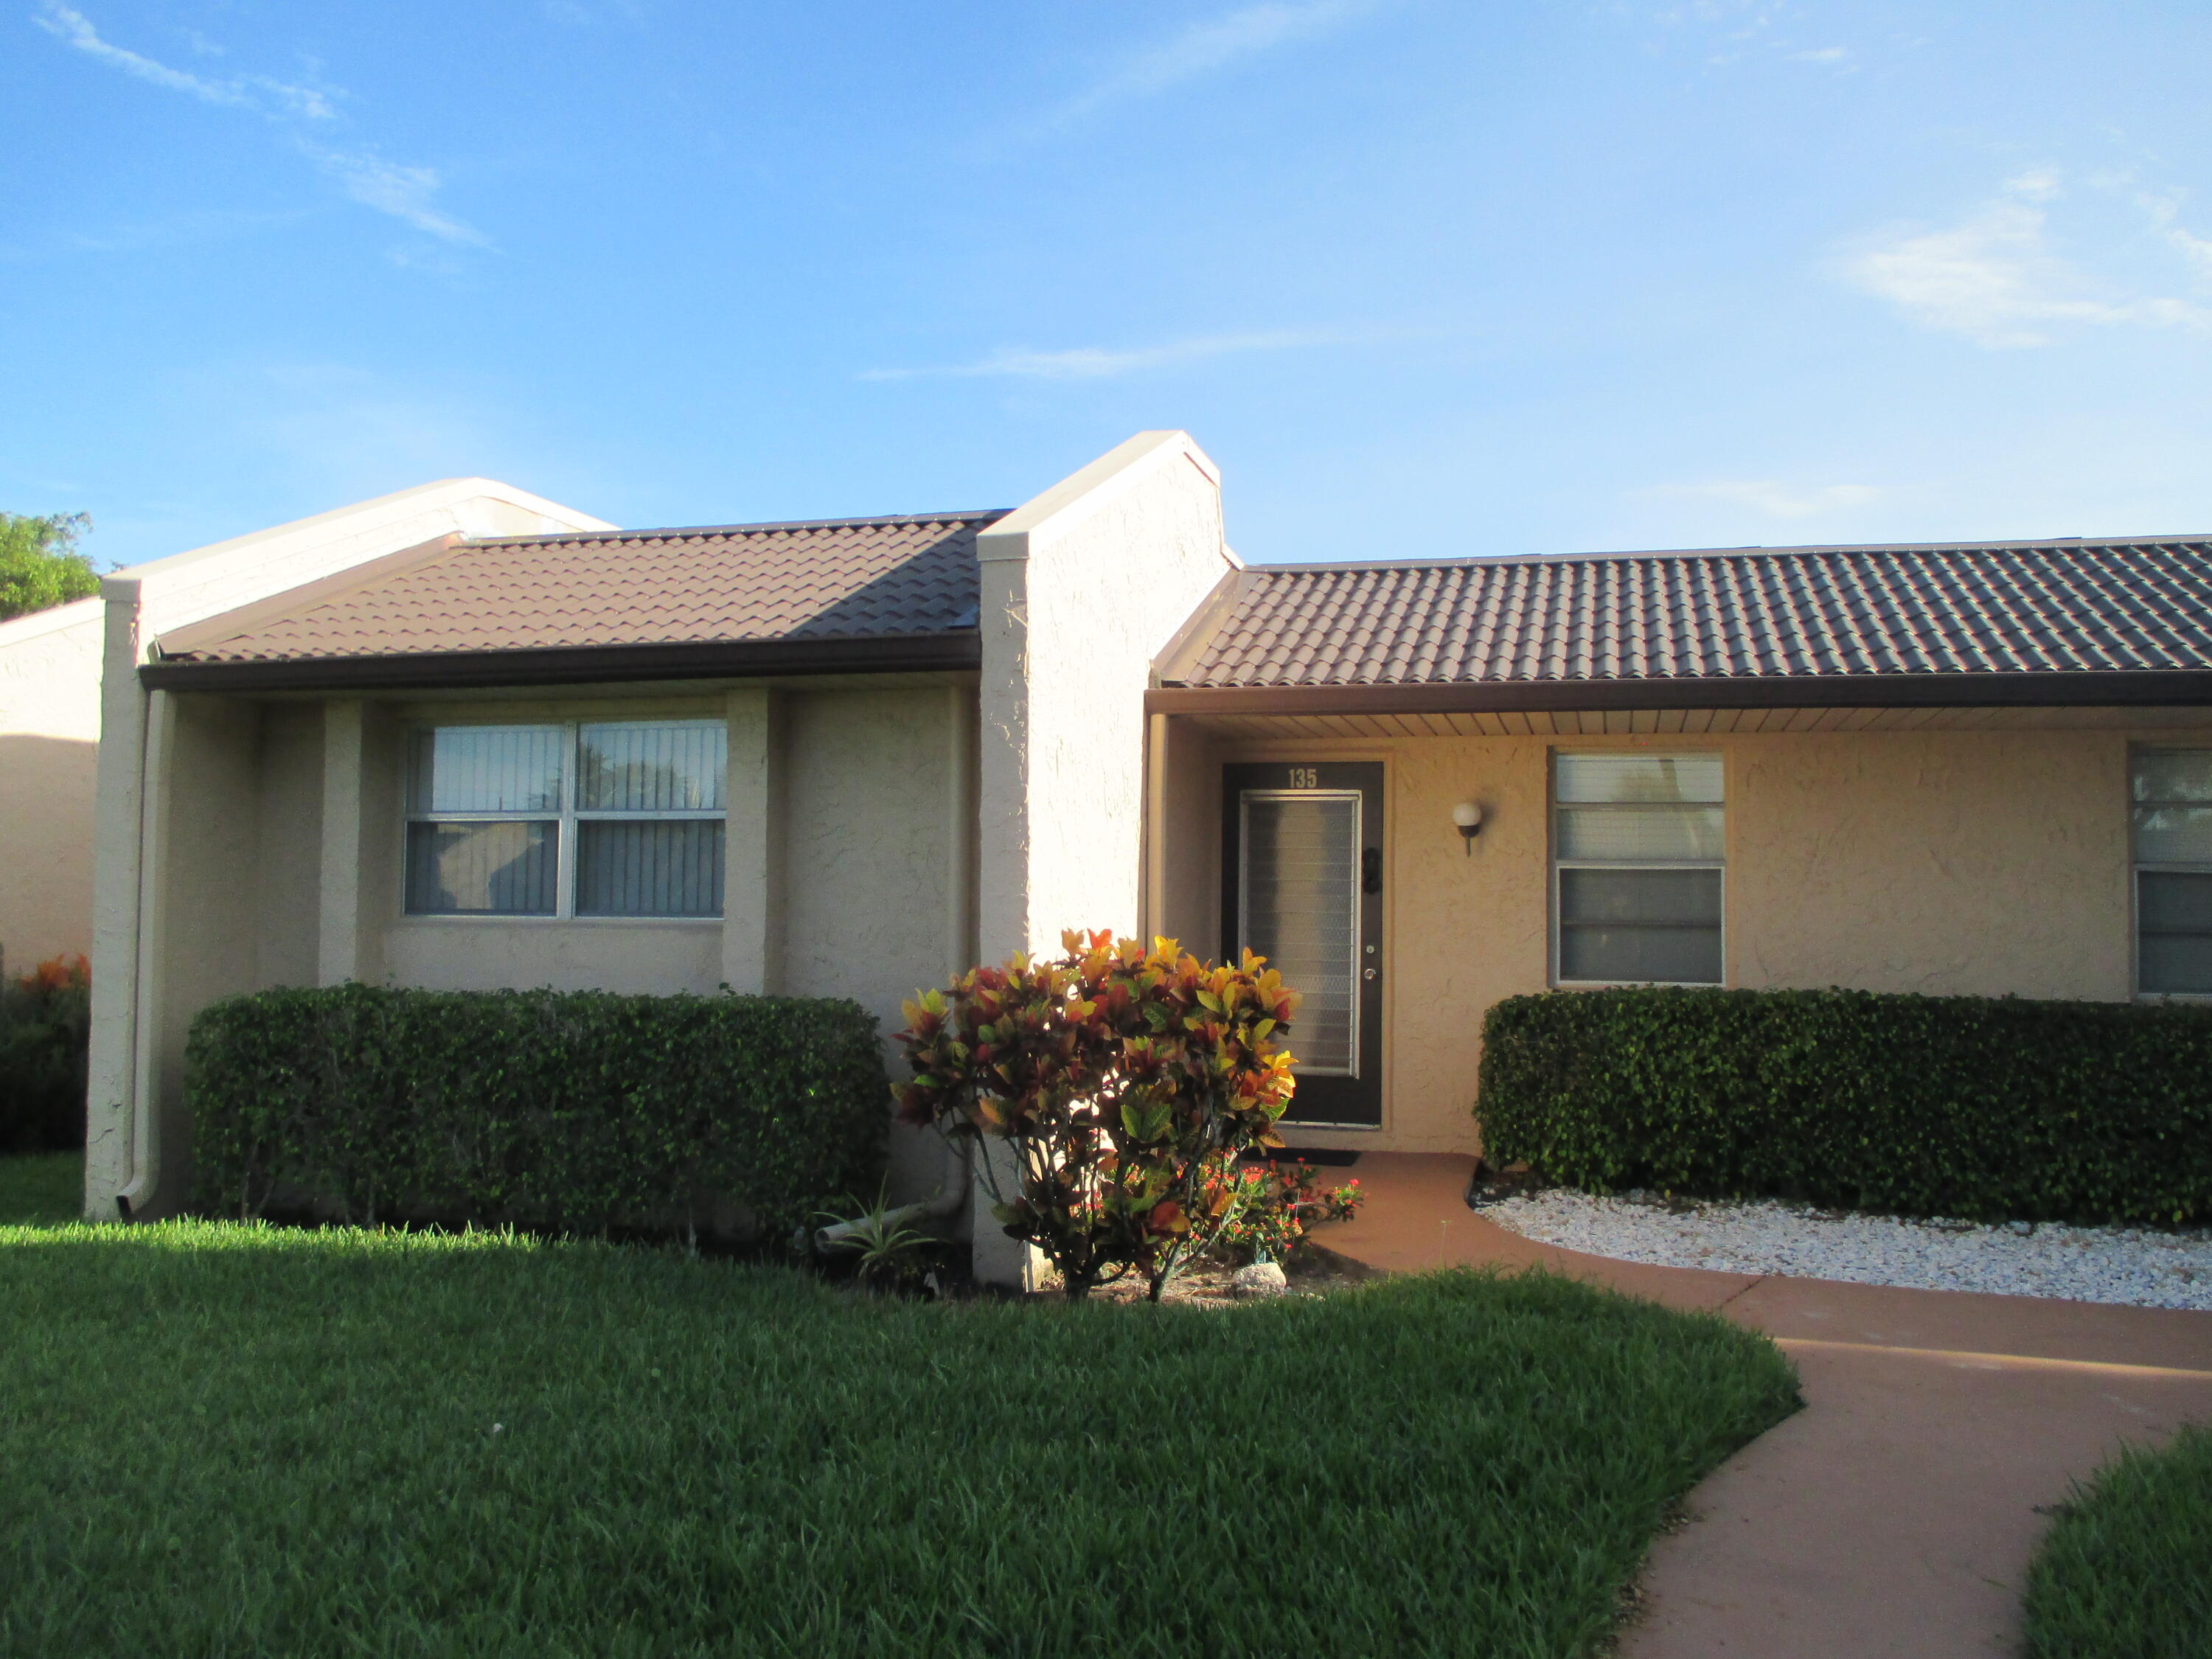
(0, 512, 97, 622)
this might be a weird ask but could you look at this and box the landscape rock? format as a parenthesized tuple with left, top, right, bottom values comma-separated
(1229, 1261, 1289, 1298)
(1478, 1189, 2212, 1310)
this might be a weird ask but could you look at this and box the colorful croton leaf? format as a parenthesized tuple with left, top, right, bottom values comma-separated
(893, 931, 1303, 1301)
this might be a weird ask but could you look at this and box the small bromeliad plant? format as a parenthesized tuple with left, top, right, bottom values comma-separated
(894, 931, 1301, 1301)
(1207, 1159, 1366, 1267)
(815, 1193, 939, 1294)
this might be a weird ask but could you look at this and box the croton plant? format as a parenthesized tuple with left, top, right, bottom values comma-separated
(894, 931, 1301, 1301)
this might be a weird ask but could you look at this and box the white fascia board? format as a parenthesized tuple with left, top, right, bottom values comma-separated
(102, 478, 615, 639)
(976, 431, 1223, 565)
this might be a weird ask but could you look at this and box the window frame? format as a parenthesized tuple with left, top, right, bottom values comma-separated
(1549, 748, 1728, 990)
(400, 717, 727, 923)
(2129, 745, 2212, 1001)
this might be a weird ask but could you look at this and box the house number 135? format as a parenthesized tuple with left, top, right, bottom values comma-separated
(1287, 767, 1318, 788)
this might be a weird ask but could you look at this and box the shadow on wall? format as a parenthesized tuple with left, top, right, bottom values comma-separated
(0, 734, 99, 964)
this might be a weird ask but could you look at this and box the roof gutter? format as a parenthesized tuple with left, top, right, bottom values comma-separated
(140, 630, 983, 693)
(1144, 669, 2212, 716)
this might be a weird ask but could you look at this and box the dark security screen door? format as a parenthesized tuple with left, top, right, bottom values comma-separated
(1222, 762, 1382, 1127)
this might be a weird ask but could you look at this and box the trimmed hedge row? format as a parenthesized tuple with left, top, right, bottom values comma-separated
(1477, 987, 2212, 1225)
(189, 984, 890, 1237)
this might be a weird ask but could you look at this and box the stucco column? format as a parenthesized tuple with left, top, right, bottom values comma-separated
(970, 540, 1037, 1290)
(973, 545, 1032, 964)
(84, 582, 148, 1219)
(1142, 710, 1169, 943)
(722, 688, 785, 995)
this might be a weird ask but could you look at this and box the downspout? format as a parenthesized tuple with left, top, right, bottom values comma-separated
(810, 1138, 973, 1252)
(117, 686, 171, 1217)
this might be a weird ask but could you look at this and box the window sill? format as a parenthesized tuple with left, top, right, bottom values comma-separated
(393, 914, 723, 928)
(1550, 979, 1725, 990)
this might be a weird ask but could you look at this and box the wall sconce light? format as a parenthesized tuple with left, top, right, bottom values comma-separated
(1452, 800, 1484, 855)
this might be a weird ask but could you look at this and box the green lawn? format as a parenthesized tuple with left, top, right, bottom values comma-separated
(0, 1150, 80, 1225)
(2025, 1422, 2212, 1659)
(0, 1201, 1798, 1658)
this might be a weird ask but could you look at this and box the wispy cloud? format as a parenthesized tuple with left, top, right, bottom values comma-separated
(1841, 172, 2212, 348)
(32, 2, 481, 247)
(1659, 480, 1880, 519)
(35, 3, 335, 116)
(2138, 189, 2212, 285)
(1054, 1, 1373, 123)
(1638, 2, 1871, 73)
(862, 327, 1377, 382)
(302, 146, 488, 246)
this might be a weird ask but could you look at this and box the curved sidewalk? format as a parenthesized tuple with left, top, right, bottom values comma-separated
(1320, 1153, 2212, 1658)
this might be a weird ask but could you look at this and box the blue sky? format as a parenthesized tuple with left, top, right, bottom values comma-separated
(10, 1, 2212, 569)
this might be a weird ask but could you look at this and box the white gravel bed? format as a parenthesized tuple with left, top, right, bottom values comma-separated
(1476, 1188, 2212, 1310)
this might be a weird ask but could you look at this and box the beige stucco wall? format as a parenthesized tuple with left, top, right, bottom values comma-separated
(1172, 718, 2212, 1158)
(150, 696, 265, 1189)
(0, 598, 102, 967)
(252, 705, 324, 989)
(97, 676, 977, 1217)
(977, 432, 1239, 959)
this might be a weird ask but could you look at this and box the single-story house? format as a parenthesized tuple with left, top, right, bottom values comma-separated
(70, 429, 2212, 1285)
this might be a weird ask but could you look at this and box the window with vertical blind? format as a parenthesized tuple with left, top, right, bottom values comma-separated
(404, 720, 726, 919)
(1552, 751, 1725, 986)
(2133, 750, 2212, 996)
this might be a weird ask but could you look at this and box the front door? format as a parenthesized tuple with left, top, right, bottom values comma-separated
(1220, 762, 1383, 1127)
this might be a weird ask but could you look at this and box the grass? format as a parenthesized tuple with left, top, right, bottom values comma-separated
(0, 1150, 79, 1225)
(0, 1206, 1798, 1659)
(2024, 1423, 2212, 1659)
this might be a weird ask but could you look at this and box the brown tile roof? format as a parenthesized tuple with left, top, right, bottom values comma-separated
(1162, 538, 2212, 690)
(156, 511, 1006, 668)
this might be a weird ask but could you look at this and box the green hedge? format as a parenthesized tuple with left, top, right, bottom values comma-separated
(1477, 987, 2212, 1225)
(189, 984, 890, 1237)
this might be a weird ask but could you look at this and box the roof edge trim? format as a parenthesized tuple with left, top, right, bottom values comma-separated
(141, 631, 982, 693)
(464, 509, 1013, 547)
(1145, 671, 2212, 717)
(1243, 534, 2212, 574)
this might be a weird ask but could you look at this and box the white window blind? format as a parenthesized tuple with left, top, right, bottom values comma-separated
(1554, 752, 1724, 986)
(404, 720, 726, 919)
(1239, 793, 1360, 1074)
(2133, 750, 2212, 995)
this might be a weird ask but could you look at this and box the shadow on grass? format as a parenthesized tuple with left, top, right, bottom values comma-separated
(0, 1220, 1801, 1659)
(0, 1151, 80, 1225)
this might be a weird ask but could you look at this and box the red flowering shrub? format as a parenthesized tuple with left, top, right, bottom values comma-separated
(1, 950, 91, 1153)
(894, 931, 1301, 1301)
(19, 953, 88, 995)
(1207, 1160, 1365, 1265)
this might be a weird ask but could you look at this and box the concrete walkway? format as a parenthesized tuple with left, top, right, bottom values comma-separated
(1318, 1153, 2212, 1658)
